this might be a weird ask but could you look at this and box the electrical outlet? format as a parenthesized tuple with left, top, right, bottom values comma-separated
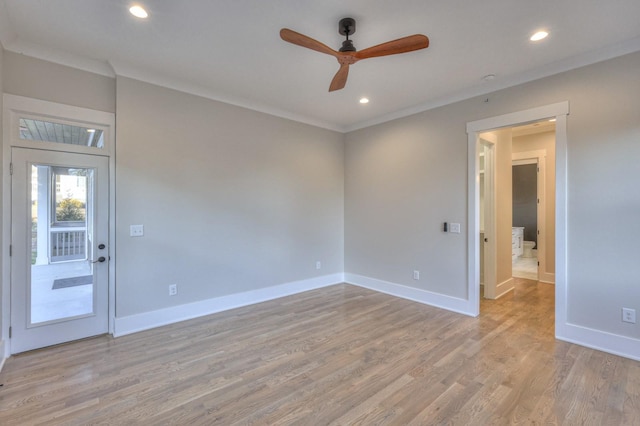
(413, 270, 420, 280)
(169, 284, 177, 296)
(622, 308, 636, 324)
(316, 261, 321, 270)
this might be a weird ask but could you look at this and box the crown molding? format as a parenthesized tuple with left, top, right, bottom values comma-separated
(108, 59, 344, 133)
(2, 27, 639, 135)
(0, 0, 16, 49)
(344, 36, 640, 133)
(4, 38, 115, 78)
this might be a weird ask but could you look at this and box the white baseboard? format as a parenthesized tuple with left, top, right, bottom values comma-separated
(557, 322, 640, 361)
(0, 340, 5, 372)
(344, 273, 475, 316)
(495, 277, 514, 299)
(539, 272, 555, 284)
(114, 273, 344, 337)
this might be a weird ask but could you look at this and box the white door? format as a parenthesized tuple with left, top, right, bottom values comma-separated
(10, 147, 109, 353)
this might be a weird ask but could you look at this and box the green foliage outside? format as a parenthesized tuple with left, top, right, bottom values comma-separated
(57, 198, 86, 222)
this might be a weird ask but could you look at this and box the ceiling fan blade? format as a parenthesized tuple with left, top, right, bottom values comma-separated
(280, 28, 339, 57)
(355, 34, 429, 60)
(329, 64, 349, 92)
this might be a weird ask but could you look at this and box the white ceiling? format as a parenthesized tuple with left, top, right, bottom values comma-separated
(1, 0, 639, 132)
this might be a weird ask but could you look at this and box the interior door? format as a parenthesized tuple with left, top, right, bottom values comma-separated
(10, 147, 109, 353)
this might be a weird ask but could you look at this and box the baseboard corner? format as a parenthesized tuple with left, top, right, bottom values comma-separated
(114, 273, 343, 337)
(344, 273, 475, 317)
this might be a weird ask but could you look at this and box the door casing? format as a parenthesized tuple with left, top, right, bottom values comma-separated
(466, 101, 568, 326)
(2, 94, 115, 357)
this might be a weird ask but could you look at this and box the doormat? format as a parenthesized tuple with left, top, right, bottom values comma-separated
(52, 275, 93, 289)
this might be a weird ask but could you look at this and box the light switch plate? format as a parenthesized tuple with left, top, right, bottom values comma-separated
(130, 224, 144, 237)
(450, 223, 461, 233)
(622, 308, 636, 324)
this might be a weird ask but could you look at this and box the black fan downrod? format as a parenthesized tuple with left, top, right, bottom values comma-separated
(338, 17, 356, 52)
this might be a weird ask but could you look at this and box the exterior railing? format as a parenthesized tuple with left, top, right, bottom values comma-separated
(50, 227, 87, 262)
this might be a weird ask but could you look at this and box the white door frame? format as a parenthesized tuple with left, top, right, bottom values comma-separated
(2, 94, 116, 357)
(512, 149, 554, 284)
(466, 102, 568, 325)
(479, 136, 496, 298)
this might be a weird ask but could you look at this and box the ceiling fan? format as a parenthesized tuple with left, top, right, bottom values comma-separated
(280, 18, 429, 92)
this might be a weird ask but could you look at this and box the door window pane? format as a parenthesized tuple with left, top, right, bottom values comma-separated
(52, 167, 88, 225)
(30, 164, 95, 324)
(19, 118, 104, 148)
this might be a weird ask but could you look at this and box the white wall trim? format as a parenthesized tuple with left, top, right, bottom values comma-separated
(539, 272, 555, 285)
(494, 277, 515, 299)
(347, 37, 640, 133)
(113, 273, 344, 337)
(557, 323, 640, 362)
(345, 273, 475, 317)
(0, 340, 5, 372)
(4, 39, 115, 78)
(5, 29, 639, 134)
(109, 61, 343, 133)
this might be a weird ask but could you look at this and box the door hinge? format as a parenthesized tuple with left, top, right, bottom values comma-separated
(9, 162, 13, 175)
(9, 327, 11, 338)
(537, 261, 540, 266)
(9, 245, 12, 257)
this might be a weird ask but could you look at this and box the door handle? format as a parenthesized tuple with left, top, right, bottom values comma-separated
(91, 256, 106, 263)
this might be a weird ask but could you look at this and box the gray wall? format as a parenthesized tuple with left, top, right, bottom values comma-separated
(345, 51, 640, 340)
(2, 51, 115, 113)
(512, 164, 537, 244)
(495, 129, 513, 287)
(115, 77, 344, 317)
(345, 112, 468, 298)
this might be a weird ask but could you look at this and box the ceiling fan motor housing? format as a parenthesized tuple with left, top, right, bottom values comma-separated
(338, 18, 356, 36)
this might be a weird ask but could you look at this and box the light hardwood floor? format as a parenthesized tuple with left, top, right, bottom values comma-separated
(0, 279, 638, 425)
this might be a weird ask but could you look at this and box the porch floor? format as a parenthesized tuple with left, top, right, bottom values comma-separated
(31, 261, 93, 324)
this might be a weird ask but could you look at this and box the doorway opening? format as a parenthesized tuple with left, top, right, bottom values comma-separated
(466, 102, 568, 329)
(478, 120, 556, 296)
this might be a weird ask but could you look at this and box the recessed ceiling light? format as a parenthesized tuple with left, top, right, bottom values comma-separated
(129, 5, 148, 19)
(359, 97, 369, 104)
(530, 31, 548, 42)
(482, 74, 496, 82)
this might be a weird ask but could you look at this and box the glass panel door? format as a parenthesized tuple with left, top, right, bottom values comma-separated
(11, 148, 109, 353)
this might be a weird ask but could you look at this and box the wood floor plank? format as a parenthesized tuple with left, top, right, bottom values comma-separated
(0, 280, 638, 425)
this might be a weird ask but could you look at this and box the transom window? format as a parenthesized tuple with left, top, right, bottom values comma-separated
(19, 118, 104, 149)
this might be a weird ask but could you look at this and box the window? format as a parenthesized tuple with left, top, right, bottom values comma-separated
(19, 118, 104, 148)
(51, 167, 89, 226)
